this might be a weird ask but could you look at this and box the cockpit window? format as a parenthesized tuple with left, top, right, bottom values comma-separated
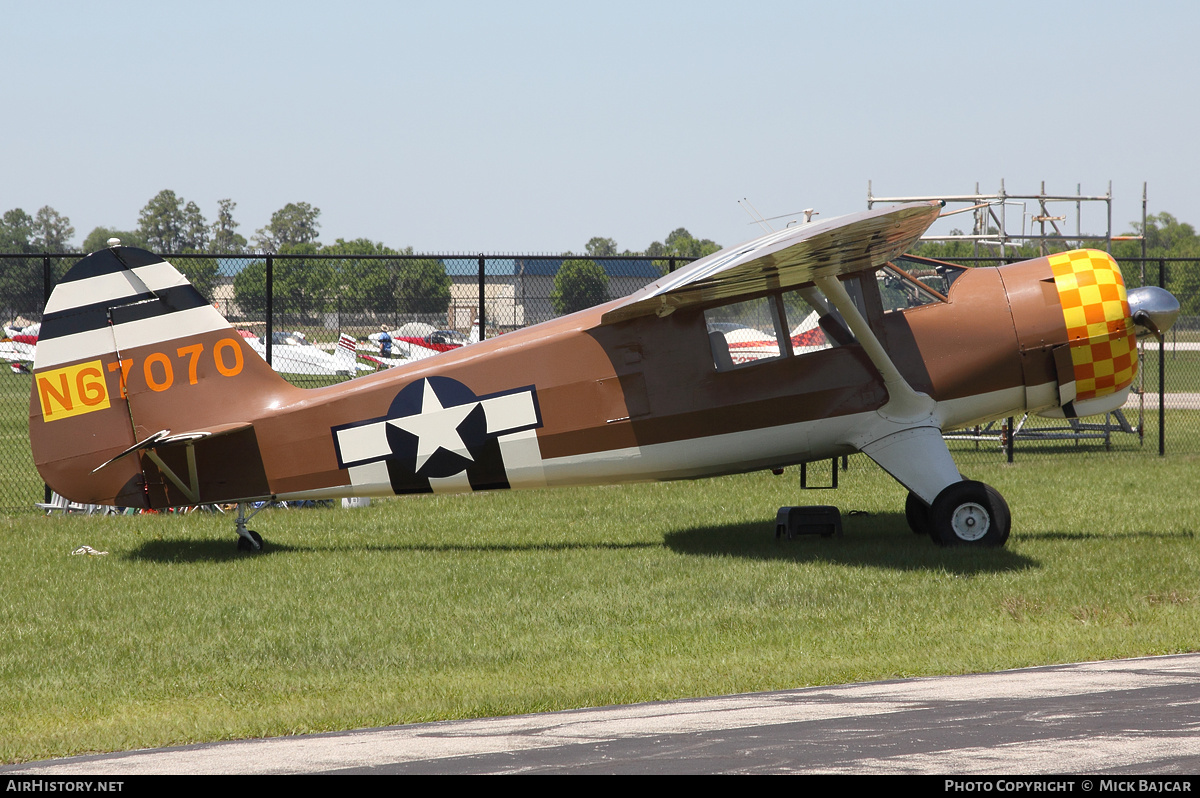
(887, 256, 958, 302)
(877, 262, 948, 313)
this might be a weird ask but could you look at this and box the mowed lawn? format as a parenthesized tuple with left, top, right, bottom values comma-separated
(3, 451, 1200, 763)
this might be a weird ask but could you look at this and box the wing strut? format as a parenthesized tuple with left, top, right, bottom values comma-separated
(812, 275, 963, 505)
(143, 446, 201, 505)
(812, 275, 933, 421)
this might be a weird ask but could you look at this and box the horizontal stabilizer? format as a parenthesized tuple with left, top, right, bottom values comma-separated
(92, 421, 254, 473)
(601, 202, 942, 324)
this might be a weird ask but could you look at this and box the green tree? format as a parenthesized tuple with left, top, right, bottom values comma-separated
(176, 258, 220, 303)
(232, 259, 269, 318)
(210, 198, 247, 253)
(0, 209, 40, 317)
(585, 237, 619, 257)
(323, 238, 450, 318)
(394, 257, 451, 317)
(322, 237, 401, 313)
(233, 242, 333, 323)
(908, 229, 979, 261)
(551, 258, 609, 315)
(645, 227, 721, 273)
(0, 209, 35, 253)
(137, 190, 210, 252)
(664, 227, 720, 258)
(275, 242, 333, 322)
(30, 207, 75, 251)
(254, 202, 321, 251)
(1111, 213, 1200, 315)
(1111, 213, 1200, 260)
(82, 227, 148, 253)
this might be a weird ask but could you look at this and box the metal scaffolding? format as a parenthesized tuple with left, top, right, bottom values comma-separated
(867, 180, 1148, 259)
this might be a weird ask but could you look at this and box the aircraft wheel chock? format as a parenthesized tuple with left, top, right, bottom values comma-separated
(905, 492, 931, 536)
(236, 530, 264, 553)
(929, 481, 1010, 548)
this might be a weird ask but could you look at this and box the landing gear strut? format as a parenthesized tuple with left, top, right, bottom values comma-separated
(235, 502, 267, 552)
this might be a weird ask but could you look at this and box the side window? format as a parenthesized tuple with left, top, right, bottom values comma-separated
(705, 289, 859, 372)
(781, 290, 838, 354)
(705, 296, 787, 371)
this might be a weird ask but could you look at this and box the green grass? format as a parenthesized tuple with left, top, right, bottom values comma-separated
(3, 456, 1200, 763)
(4, 339, 1200, 761)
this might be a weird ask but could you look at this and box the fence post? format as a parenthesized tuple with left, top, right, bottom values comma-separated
(265, 254, 274, 366)
(478, 253, 486, 341)
(1159, 258, 1166, 457)
(43, 254, 52, 506)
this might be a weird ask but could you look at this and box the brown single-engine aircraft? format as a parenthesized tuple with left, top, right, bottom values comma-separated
(29, 203, 1180, 550)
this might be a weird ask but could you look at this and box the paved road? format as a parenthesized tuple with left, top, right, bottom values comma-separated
(1125, 392, 1200, 410)
(1151, 341, 1200, 352)
(6, 654, 1200, 775)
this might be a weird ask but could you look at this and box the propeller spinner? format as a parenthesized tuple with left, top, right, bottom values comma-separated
(1127, 285, 1180, 338)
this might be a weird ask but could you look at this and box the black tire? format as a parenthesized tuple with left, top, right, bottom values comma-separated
(929, 481, 1010, 548)
(236, 530, 264, 552)
(905, 492, 931, 536)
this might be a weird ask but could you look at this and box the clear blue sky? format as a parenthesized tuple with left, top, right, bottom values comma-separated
(3, 0, 1196, 254)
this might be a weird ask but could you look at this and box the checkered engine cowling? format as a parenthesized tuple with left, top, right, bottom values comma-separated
(1048, 249, 1138, 404)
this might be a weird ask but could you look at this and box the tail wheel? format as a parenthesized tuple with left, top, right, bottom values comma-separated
(929, 481, 1010, 548)
(236, 530, 264, 553)
(905, 492, 931, 536)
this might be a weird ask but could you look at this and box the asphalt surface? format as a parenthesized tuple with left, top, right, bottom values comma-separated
(6, 654, 1200, 775)
(1124, 392, 1200, 410)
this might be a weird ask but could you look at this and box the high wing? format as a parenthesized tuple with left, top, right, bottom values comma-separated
(600, 201, 942, 325)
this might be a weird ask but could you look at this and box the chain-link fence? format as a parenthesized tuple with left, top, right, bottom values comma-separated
(1, 251, 1195, 510)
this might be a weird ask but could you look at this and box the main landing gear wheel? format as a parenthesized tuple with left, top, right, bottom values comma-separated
(929, 480, 1011, 548)
(905, 492, 931, 536)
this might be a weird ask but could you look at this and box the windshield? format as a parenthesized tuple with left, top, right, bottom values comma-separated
(877, 262, 948, 313)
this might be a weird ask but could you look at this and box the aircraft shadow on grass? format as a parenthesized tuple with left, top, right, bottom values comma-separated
(125, 515, 1034, 575)
(664, 515, 1037, 574)
(126, 538, 298, 563)
(1024, 529, 1195, 542)
(124, 537, 661, 564)
(124, 522, 1188, 569)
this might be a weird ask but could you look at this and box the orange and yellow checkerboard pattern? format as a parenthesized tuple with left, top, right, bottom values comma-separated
(1049, 250, 1138, 402)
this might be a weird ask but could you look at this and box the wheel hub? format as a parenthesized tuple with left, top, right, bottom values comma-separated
(950, 502, 990, 541)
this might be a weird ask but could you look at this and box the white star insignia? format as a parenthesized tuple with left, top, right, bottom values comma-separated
(387, 380, 478, 471)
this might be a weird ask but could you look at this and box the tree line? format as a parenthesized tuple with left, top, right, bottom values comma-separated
(0, 192, 452, 321)
(28, 192, 1193, 318)
(0, 190, 729, 320)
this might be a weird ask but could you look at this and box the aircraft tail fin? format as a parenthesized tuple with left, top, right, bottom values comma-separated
(335, 332, 358, 374)
(30, 245, 293, 507)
